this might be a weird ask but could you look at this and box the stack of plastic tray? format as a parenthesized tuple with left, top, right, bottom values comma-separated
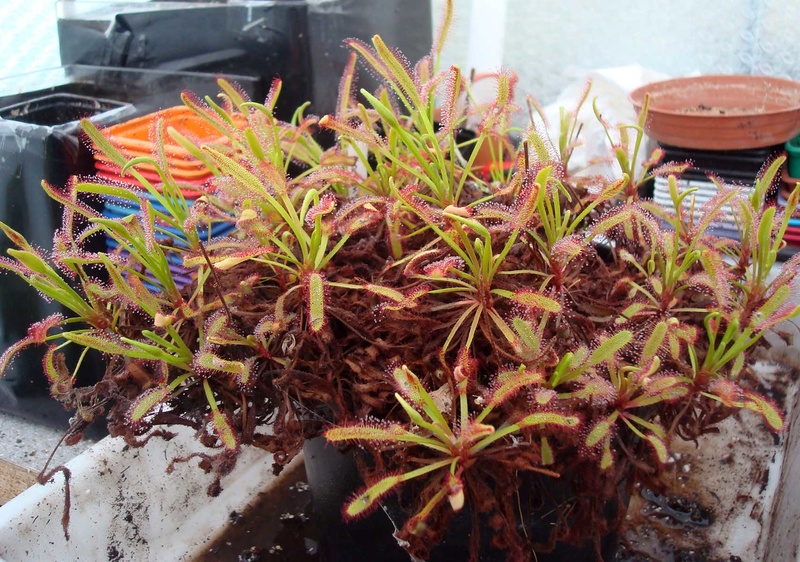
(651, 143, 785, 244)
(776, 167, 800, 254)
(92, 105, 224, 194)
(92, 106, 236, 291)
(100, 192, 235, 291)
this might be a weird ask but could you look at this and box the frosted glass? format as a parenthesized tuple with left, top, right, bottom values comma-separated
(432, 0, 800, 103)
(0, 0, 60, 79)
(3, 0, 799, 105)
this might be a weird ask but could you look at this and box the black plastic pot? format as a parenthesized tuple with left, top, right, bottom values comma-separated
(0, 91, 130, 397)
(303, 438, 621, 562)
(0, 66, 257, 428)
(306, 0, 432, 116)
(639, 142, 784, 200)
(0, 65, 260, 119)
(658, 142, 785, 182)
(0, 93, 129, 127)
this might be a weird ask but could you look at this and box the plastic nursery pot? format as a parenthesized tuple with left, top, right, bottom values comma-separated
(0, 93, 129, 126)
(786, 135, 800, 179)
(303, 438, 622, 562)
(0, 91, 131, 402)
(647, 143, 785, 238)
(628, 75, 800, 150)
(0, 65, 261, 122)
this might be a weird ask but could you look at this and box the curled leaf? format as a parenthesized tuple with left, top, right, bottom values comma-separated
(485, 366, 544, 408)
(706, 379, 785, 432)
(43, 345, 73, 398)
(446, 473, 465, 511)
(645, 433, 669, 464)
(196, 353, 246, 376)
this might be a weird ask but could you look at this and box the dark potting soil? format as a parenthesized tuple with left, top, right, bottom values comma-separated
(195, 461, 320, 562)
(185, 369, 794, 561)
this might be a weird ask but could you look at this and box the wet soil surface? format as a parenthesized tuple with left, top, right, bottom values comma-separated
(618, 483, 722, 562)
(195, 461, 318, 562)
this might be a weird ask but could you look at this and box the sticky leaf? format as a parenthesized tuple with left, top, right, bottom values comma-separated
(588, 331, 632, 366)
(486, 366, 544, 408)
(541, 437, 554, 465)
(515, 412, 580, 430)
(326, 423, 414, 443)
(586, 420, 610, 448)
(510, 290, 562, 313)
(642, 321, 667, 362)
(195, 352, 246, 376)
(645, 433, 669, 464)
(343, 474, 403, 520)
(305, 272, 327, 333)
(127, 387, 171, 425)
(212, 410, 240, 451)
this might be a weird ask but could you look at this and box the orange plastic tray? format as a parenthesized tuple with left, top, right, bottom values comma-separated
(93, 151, 209, 172)
(94, 106, 236, 161)
(94, 159, 214, 182)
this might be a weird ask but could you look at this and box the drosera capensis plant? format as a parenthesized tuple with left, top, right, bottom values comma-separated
(2, 1, 800, 559)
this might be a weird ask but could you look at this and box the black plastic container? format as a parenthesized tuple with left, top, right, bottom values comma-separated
(0, 90, 131, 429)
(306, 0, 433, 116)
(0, 65, 260, 119)
(648, 142, 795, 259)
(57, 1, 312, 118)
(56, 1, 433, 118)
(643, 142, 785, 199)
(0, 66, 259, 427)
(659, 143, 785, 183)
(0, 93, 129, 127)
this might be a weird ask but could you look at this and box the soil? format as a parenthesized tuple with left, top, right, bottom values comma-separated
(194, 461, 318, 562)
(618, 366, 792, 561)
(678, 104, 755, 116)
(194, 465, 728, 562)
(193, 445, 749, 562)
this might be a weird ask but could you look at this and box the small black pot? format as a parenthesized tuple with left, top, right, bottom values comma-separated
(303, 438, 621, 562)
